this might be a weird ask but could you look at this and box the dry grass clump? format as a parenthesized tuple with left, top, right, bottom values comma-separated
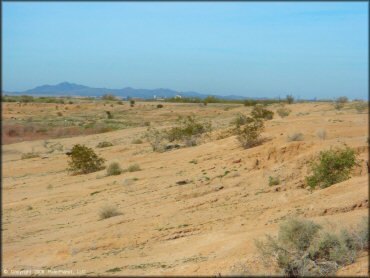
(255, 217, 368, 276)
(287, 132, 304, 142)
(317, 129, 327, 140)
(276, 106, 291, 118)
(353, 101, 368, 113)
(333, 96, 348, 110)
(99, 205, 122, 220)
(97, 141, 113, 148)
(21, 152, 40, 159)
(106, 162, 123, 176)
(131, 138, 143, 144)
(127, 164, 141, 172)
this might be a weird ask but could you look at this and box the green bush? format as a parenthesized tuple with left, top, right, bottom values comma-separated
(130, 100, 135, 107)
(306, 146, 358, 189)
(235, 116, 264, 149)
(157, 104, 164, 108)
(106, 162, 123, 176)
(166, 116, 211, 144)
(67, 144, 105, 174)
(96, 141, 113, 148)
(268, 176, 280, 186)
(251, 104, 274, 120)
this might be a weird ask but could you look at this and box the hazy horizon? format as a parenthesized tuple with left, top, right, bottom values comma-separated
(3, 2, 369, 99)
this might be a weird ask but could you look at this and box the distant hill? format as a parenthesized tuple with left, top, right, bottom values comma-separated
(5, 82, 260, 100)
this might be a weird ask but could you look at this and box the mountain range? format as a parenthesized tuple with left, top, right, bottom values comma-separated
(5, 82, 258, 100)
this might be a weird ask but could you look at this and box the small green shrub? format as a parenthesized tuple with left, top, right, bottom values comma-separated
(101, 94, 117, 101)
(166, 116, 211, 145)
(117, 100, 123, 105)
(130, 100, 135, 107)
(251, 104, 274, 120)
(268, 176, 280, 186)
(106, 162, 123, 176)
(287, 132, 304, 142)
(96, 141, 113, 148)
(276, 106, 291, 118)
(67, 144, 106, 174)
(157, 104, 164, 108)
(305, 146, 358, 189)
(57, 111, 63, 117)
(127, 164, 141, 172)
(286, 94, 294, 104)
(99, 205, 121, 220)
(235, 116, 264, 149)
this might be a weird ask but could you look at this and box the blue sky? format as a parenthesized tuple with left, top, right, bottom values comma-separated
(3, 2, 368, 99)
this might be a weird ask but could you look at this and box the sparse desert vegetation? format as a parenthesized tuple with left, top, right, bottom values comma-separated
(2, 100, 368, 276)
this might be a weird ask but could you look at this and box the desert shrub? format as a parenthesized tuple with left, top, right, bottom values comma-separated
(127, 164, 141, 172)
(286, 95, 294, 104)
(333, 96, 348, 110)
(67, 144, 105, 174)
(131, 138, 143, 144)
(106, 162, 123, 176)
(99, 205, 121, 220)
(57, 111, 63, 117)
(353, 101, 367, 113)
(276, 106, 291, 118)
(117, 100, 123, 105)
(20, 95, 34, 103)
(145, 127, 167, 152)
(317, 129, 327, 140)
(243, 99, 257, 106)
(235, 116, 264, 149)
(68, 101, 73, 104)
(96, 141, 113, 148)
(255, 217, 367, 276)
(21, 152, 40, 159)
(305, 146, 358, 189)
(105, 111, 113, 119)
(166, 116, 211, 145)
(101, 94, 117, 101)
(232, 113, 249, 128)
(157, 104, 163, 108)
(287, 132, 304, 142)
(251, 104, 274, 120)
(130, 100, 135, 107)
(268, 176, 280, 186)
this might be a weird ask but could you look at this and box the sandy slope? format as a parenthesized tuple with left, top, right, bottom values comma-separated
(2, 102, 368, 276)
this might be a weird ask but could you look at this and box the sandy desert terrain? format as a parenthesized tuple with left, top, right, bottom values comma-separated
(2, 100, 369, 276)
